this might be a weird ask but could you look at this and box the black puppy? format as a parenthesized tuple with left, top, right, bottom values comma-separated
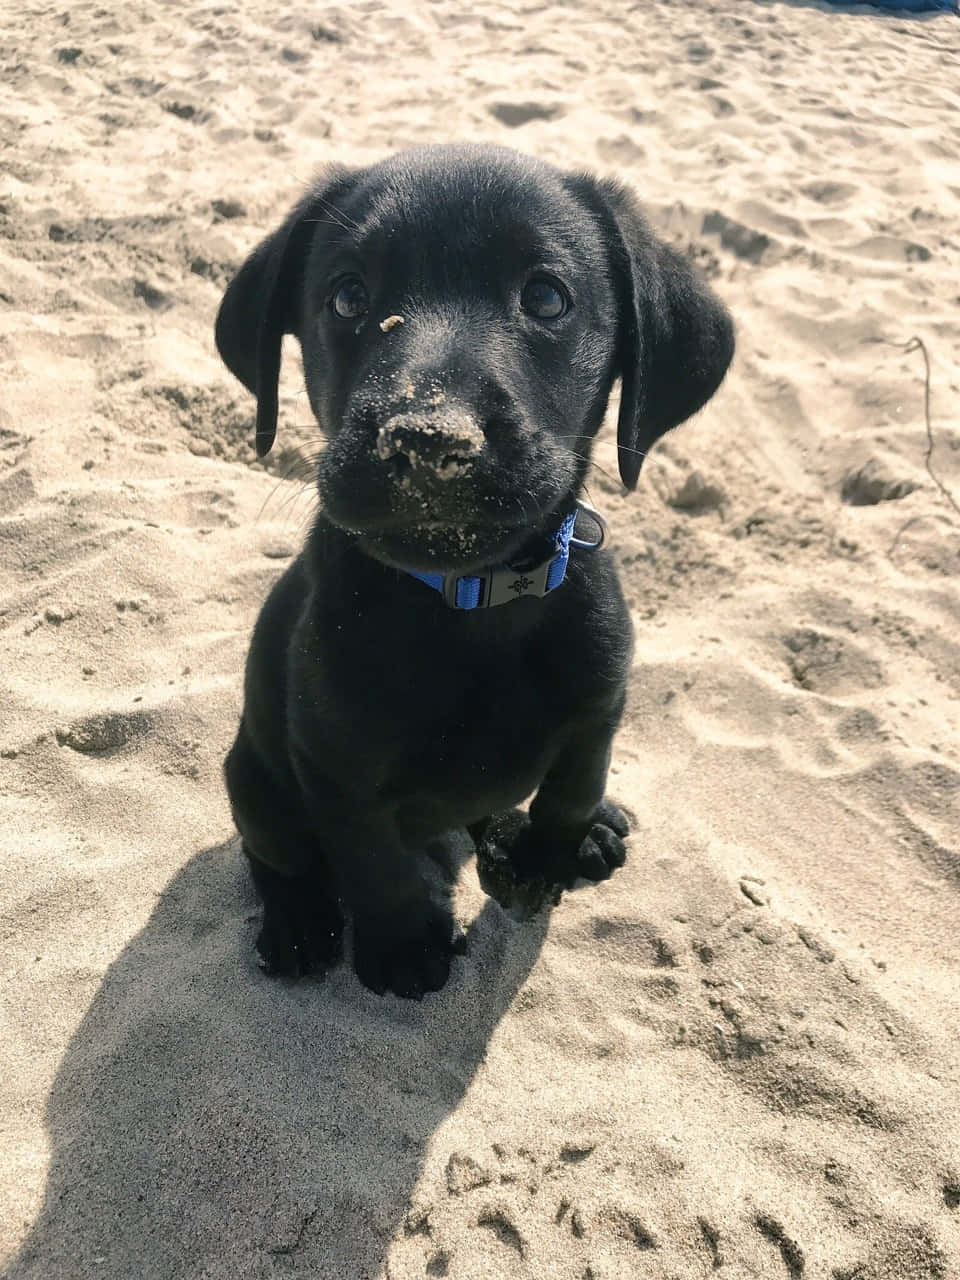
(216, 144, 733, 999)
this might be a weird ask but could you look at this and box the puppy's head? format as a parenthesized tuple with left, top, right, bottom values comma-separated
(216, 145, 734, 572)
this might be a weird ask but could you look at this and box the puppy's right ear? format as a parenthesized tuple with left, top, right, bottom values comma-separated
(215, 166, 356, 457)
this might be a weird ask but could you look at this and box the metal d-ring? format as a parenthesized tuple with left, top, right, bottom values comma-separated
(570, 499, 607, 550)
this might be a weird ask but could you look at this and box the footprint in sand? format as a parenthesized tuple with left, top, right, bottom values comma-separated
(701, 210, 772, 263)
(476, 1207, 525, 1258)
(161, 99, 213, 125)
(133, 279, 173, 311)
(55, 709, 152, 755)
(841, 457, 919, 506)
(595, 135, 646, 166)
(782, 627, 886, 696)
(698, 1216, 724, 1269)
(0, 465, 36, 515)
(756, 1213, 805, 1278)
(685, 38, 714, 64)
(801, 179, 860, 206)
(486, 100, 565, 127)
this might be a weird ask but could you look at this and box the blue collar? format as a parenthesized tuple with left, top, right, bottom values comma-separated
(401, 500, 606, 610)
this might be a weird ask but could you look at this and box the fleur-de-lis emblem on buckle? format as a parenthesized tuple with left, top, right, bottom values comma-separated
(508, 574, 534, 595)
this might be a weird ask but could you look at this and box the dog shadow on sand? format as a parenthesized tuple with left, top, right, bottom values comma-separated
(9, 834, 551, 1279)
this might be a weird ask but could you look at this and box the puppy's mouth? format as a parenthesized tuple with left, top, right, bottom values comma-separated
(347, 518, 531, 574)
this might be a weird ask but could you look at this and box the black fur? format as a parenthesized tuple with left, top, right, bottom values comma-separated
(216, 144, 733, 998)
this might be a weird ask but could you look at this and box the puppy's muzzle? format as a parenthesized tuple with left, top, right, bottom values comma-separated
(375, 407, 485, 483)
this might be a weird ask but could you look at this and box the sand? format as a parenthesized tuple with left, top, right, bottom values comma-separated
(2, 1, 959, 1276)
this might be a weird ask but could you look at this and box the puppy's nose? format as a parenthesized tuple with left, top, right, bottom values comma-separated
(375, 408, 484, 480)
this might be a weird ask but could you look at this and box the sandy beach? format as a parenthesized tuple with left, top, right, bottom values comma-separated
(2, 1, 959, 1275)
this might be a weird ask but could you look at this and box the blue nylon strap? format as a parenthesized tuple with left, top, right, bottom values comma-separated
(403, 568, 483, 607)
(403, 569, 442, 592)
(546, 511, 577, 591)
(403, 510, 578, 610)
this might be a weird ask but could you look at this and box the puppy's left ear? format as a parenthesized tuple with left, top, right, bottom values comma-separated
(570, 176, 735, 490)
(215, 166, 356, 457)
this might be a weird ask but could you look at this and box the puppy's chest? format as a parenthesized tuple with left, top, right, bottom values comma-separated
(309, 626, 572, 794)
(378, 660, 565, 825)
(395, 661, 560, 770)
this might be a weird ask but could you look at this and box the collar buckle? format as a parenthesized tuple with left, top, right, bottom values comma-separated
(411, 504, 606, 610)
(483, 558, 555, 608)
(440, 556, 554, 609)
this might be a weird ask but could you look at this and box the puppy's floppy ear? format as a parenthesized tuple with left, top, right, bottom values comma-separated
(570, 175, 735, 490)
(214, 166, 356, 457)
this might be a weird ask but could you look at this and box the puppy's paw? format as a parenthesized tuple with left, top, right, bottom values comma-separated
(353, 901, 460, 1000)
(475, 810, 559, 915)
(477, 803, 629, 911)
(256, 893, 344, 979)
(571, 805, 629, 882)
(591, 799, 630, 840)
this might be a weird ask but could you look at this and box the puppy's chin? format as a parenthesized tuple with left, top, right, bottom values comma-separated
(353, 521, 528, 574)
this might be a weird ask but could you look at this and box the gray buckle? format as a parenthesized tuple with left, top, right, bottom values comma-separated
(441, 556, 555, 609)
(484, 558, 554, 608)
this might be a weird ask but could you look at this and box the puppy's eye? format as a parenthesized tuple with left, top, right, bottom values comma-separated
(331, 277, 369, 320)
(521, 277, 569, 321)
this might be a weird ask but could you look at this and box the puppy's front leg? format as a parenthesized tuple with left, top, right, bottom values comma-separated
(480, 718, 629, 894)
(294, 784, 458, 999)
